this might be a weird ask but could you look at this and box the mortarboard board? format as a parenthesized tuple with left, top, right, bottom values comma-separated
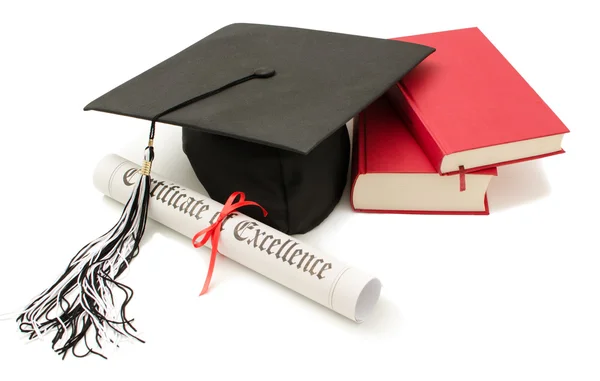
(17, 23, 434, 358)
(84, 23, 435, 234)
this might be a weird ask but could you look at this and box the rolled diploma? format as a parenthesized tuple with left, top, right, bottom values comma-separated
(93, 154, 381, 323)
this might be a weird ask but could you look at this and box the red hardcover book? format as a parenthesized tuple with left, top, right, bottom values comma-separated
(387, 27, 570, 175)
(351, 96, 497, 214)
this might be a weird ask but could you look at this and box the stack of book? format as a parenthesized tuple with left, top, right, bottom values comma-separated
(351, 27, 569, 214)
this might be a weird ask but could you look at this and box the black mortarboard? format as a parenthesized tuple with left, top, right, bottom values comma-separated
(16, 24, 433, 358)
(84, 23, 434, 234)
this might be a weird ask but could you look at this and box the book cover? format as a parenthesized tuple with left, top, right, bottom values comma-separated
(351, 96, 496, 214)
(387, 27, 570, 175)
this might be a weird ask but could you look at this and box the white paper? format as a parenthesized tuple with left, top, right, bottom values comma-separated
(93, 154, 381, 322)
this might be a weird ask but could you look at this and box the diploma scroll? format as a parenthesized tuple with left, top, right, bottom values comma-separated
(93, 154, 381, 323)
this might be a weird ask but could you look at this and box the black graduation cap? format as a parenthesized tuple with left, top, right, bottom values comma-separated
(17, 23, 434, 359)
(84, 23, 434, 234)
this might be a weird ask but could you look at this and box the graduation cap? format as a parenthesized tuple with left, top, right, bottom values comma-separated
(17, 23, 434, 358)
(85, 23, 434, 234)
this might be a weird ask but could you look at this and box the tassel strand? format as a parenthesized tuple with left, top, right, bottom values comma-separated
(17, 145, 154, 359)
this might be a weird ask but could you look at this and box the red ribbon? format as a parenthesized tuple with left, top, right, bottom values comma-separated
(192, 192, 267, 296)
(459, 165, 466, 192)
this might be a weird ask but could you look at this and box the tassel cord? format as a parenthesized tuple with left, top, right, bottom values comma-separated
(17, 146, 153, 359)
(16, 69, 275, 358)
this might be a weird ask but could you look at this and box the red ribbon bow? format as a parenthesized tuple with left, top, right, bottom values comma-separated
(192, 192, 267, 296)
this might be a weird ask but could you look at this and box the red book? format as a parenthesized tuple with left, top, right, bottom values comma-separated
(387, 27, 570, 175)
(351, 96, 497, 214)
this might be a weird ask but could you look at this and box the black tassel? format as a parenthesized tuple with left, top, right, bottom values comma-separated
(15, 71, 275, 358)
(17, 144, 155, 359)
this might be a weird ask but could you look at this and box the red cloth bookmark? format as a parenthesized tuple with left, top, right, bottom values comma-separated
(459, 166, 466, 192)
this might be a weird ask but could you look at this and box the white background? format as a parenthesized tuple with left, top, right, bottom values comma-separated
(0, 0, 598, 379)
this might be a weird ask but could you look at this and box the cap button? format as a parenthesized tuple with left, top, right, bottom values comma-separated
(254, 67, 276, 78)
